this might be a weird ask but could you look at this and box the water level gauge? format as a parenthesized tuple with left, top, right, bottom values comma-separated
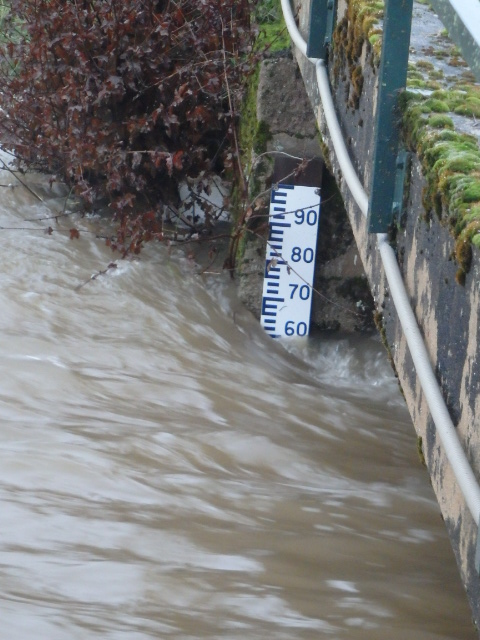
(261, 184, 321, 338)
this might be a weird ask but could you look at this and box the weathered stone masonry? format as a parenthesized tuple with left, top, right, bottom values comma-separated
(237, 53, 375, 332)
(291, 0, 480, 630)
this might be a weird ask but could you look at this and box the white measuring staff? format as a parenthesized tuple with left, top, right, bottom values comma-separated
(260, 184, 321, 338)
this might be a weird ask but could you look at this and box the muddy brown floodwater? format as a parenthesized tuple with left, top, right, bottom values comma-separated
(0, 162, 476, 639)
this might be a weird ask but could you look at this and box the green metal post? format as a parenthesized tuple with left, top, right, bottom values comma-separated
(429, 0, 480, 83)
(307, 0, 337, 59)
(367, 0, 414, 233)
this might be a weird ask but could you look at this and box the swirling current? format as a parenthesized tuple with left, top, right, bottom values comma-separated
(0, 165, 475, 639)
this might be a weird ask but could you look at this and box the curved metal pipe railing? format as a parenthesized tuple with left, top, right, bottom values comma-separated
(280, 0, 480, 525)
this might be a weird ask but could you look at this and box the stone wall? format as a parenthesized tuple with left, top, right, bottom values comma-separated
(293, 0, 480, 630)
(237, 54, 375, 332)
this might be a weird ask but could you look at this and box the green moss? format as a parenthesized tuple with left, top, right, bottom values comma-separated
(427, 88, 480, 115)
(407, 60, 448, 91)
(428, 114, 454, 129)
(256, 22, 290, 53)
(254, 0, 290, 53)
(373, 310, 387, 346)
(350, 65, 364, 108)
(254, 120, 272, 154)
(317, 131, 333, 173)
(455, 227, 474, 285)
(373, 309, 398, 376)
(417, 436, 426, 467)
(400, 69, 480, 278)
(472, 234, 480, 250)
(416, 60, 434, 71)
(399, 91, 423, 107)
(454, 97, 480, 118)
(407, 78, 427, 89)
(237, 3, 281, 169)
(232, 3, 284, 264)
(463, 182, 480, 202)
(448, 56, 468, 69)
(459, 71, 476, 83)
(332, 0, 386, 102)
(330, 1, 480, 281)
(455, 268, 466, 286)
(407, 64, 445, 91)
(424, 98, 450, 112)
(408, 70, 425, 81)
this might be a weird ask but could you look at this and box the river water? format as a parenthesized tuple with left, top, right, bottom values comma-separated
(0, 166, 475, 639)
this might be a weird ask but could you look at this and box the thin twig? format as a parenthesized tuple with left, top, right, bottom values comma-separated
(253, 150, 305, 163)
(220, 17, 246, 194)
(165, 203, 201, 231)
(0, 158, 44, 202)
(74, 262, 118, 291)
(196, 247, 221, 275)
(254, 230, 362, 317)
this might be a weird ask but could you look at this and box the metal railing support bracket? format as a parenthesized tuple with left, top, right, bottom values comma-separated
(307, 0, 337, 59)
(367, 0, 414, 233)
